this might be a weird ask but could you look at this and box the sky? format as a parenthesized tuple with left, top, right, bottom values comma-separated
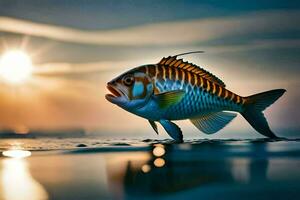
(0, 0, 299, 139)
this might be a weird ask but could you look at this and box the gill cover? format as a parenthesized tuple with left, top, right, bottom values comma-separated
(107, 70, 154, 110)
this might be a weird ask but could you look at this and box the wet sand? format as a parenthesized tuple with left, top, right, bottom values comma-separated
(0, 138, 299, 200)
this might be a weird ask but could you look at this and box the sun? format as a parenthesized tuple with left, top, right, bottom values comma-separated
(0, 50, 33, 84)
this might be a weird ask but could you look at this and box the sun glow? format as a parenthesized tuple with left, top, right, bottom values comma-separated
(0, 50, 33, 84)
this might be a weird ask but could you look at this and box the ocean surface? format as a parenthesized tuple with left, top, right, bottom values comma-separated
(0, 137, 299, 200)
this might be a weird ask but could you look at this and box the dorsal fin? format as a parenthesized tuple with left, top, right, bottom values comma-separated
(158, 56, 226, 87)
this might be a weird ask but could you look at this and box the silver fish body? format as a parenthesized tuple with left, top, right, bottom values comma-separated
(153, 75, 242, 120)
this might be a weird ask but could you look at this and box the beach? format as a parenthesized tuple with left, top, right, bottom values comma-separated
(0, 138, 299, 200)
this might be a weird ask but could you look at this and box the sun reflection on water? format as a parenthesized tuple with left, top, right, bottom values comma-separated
(153, 158, 165, 168)
(0, 150, 48, 200)
(141, 164, 151, 173)
(2, 150, 31, 158)
(152, 145, 165, 157)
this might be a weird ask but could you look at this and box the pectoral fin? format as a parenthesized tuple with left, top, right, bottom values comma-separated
(148, 120, 158, 135)
(154, 90, 185, 109)
(159, 119, 183, 142)
(190, 112, 237, 134)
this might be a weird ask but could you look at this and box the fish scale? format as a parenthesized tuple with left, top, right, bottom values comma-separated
(152, 65, 242, 120)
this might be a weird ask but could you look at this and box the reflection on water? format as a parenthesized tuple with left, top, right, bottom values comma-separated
(108, 142, 299, 199)
(0, 155, 48, 200)
(152, 145, 165, 157)
(230, 159, 251, 183)
(2, 150, 31, 158)
(153, 158, 165, 167)
(120, 144, 238, 196)
(141, 164, 151, 173)
(0, 140, 299, 199)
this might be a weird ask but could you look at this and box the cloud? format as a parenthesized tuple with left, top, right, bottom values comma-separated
(31, 38, 300, 75)
(0, 10, 299, 46)
(200, 38, 300, 54)
(33, 60, 147, 77)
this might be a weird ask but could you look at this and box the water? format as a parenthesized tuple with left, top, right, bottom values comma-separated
(0, 138, 299, 200)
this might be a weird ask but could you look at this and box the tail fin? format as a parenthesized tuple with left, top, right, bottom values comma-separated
(241, 89, 286, 138)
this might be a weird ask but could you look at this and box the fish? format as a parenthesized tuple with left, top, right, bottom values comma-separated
(105, 52, 286, 142)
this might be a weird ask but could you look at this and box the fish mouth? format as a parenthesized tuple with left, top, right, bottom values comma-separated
(107, 84, 122, 97)
(105, 84, 124, 103)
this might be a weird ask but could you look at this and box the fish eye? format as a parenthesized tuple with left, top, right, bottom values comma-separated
(123, 75, 134, 86)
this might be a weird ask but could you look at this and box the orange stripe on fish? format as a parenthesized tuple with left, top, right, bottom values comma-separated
(165, 57, 175, 65)
(168, 66, 173, 80)
(188, 66, 195, 72)
(155, 65, 159, 79)
(174, 59, 183, 67)
(206, 80, 211, 92)
(181, 70, 186, 86)
(191, 68, 198, 73)
(212, 83, 216, 94)
(170, 59, 177, 66)
(193, 73, 198, 86)
(241, 97, 246, 105)
(187, 71, 192, 85)
(218, 85, 222, 97)
(236, 95, 241, 104)
(224, 90, 229, 99)
(200, 76, 204, 87)
(230, 93, 235, 101)
(179, 63, 186, 68)
(159, 57, 168, 65)
(183, 64, 191, 69)
(162, 65, 166, 80)
(175, 68, 179, 80)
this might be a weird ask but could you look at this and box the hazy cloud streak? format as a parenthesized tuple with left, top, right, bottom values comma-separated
(0, 10, 299, 46)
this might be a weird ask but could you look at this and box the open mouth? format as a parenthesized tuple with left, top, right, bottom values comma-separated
(106, 84, 122, 98)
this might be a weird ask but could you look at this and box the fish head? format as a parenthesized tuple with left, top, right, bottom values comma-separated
(106, 68, 154, 110)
